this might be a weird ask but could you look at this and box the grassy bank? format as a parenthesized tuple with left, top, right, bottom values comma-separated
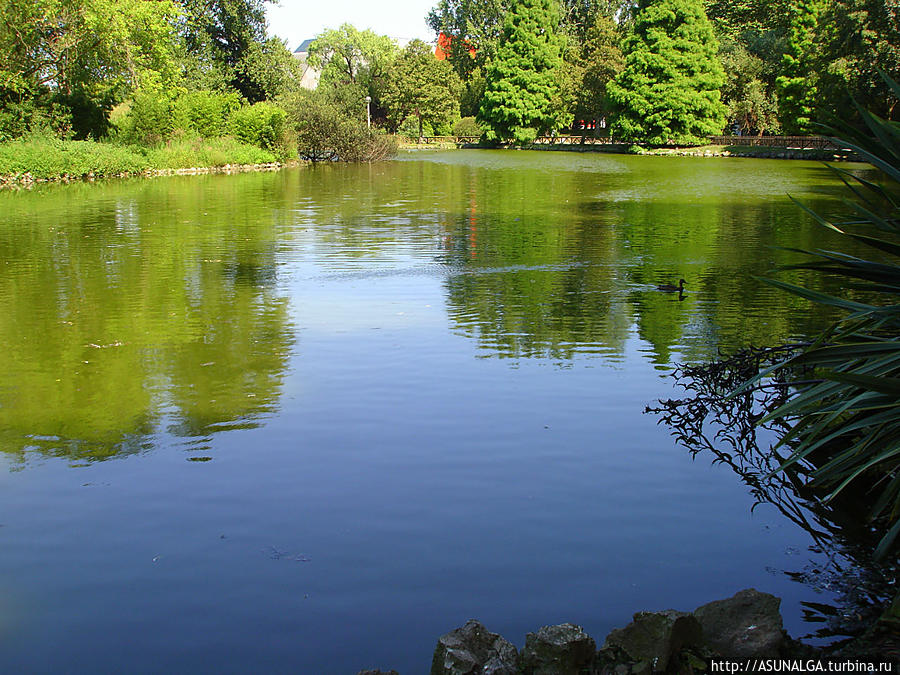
(0, 135, 282, 184)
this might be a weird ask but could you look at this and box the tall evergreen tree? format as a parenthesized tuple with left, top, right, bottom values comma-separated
(477, 0, 563, 144)
(606, 0, 726, 144)
(775, 0, 827, 133)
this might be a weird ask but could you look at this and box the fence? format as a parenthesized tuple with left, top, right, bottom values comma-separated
(412, 135, 848, 150)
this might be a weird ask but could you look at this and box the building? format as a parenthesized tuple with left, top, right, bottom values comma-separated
(292, 39, 321, 90)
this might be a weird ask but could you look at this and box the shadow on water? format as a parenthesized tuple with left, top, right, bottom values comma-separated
(646, 347, 898, 645)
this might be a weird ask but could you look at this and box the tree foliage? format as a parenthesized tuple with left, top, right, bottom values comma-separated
(571, 15, 624, 131)
(775, 0, 827, 133)
(175, 0, 276, 102)
(280, 90, 397, 163)
(719, 37, 779, 134)
(478, 0, 564, 144)
(307, 24, 399, 112)
(606, 0, 726, 144)
(383, 40, 462, 139)
(0, 0, 180, 137)
(813, 0, 900, 122)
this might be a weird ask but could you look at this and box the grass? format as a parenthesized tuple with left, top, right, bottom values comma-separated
(0, 133, 280, 182)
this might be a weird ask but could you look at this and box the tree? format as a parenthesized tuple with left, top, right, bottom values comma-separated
(426, 0, 628, 79)
(175, 0, 272, 102)
(232, 37, 305, 101)
(307, 24, 399, 115)
(0, 0, 181, 138)
(606, 0, 726, 144)
(719, 37, 779, 134)
(426, 0, 511, 79)
(383, 40, 462, 140)
(775, 0, 827, 133)
(812, 0, 899, 122)
(478, 0, 564, 144)
(572, 15, 624, 132)
(280, 90, 397, 162)
(702, 0, 791, 36)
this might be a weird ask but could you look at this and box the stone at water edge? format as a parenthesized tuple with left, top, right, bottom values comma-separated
(692, 588, 787, 659)
(521, 622, 597, 675)
(430, 619, 519, 675)
(601, 609, 703, 672)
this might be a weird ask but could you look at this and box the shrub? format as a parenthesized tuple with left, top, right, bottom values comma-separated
(281, 91, 397, 163)
(228, 102, 287, 151)
(0, 94, 73, 142)
(173, 90, 241, 138)
(452, 116, 481, 137)
(117, 89, 176, 144)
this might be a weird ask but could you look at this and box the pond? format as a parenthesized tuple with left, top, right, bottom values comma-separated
(0, 150, 878, 672)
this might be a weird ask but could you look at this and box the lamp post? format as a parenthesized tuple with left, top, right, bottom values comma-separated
(365, 96, 371, 129)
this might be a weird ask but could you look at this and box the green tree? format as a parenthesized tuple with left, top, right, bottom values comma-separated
(702, 0, 790, 36)
(0, 0, 180, 138)
(384, 40, 462, 139)
(719, 37, 779, 134)
(307, 24, 399, 117)
(812, 0, 899, 122)
(606, 0, 726, 144)
(572, 15, 624, 132)
(426, 0, 511, 79)
(280, 89, 397, 162)
(775, 0, 827, 133)
(175, 0, 273, 102)
(426, 0, 630, 78)
(232, 37, 305, 101)
(478, 0, 564, 144)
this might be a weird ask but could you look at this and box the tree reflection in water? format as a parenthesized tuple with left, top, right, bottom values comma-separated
(646, 346, 898, 643)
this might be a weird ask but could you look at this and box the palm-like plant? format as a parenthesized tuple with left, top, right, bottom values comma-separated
(753, 75, 900, 558)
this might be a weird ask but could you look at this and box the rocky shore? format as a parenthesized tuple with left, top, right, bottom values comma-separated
(357, 588, 899, 674)
(0, 161, 290, 188)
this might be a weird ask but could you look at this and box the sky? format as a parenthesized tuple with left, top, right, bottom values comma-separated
(265, 0, 438, 51)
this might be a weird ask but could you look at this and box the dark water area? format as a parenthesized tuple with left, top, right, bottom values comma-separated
(0, 151, 881, 672)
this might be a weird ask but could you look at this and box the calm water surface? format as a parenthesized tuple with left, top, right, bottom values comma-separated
(0, 151, 876, 672)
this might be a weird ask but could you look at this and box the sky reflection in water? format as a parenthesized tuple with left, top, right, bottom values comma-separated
(0, 152, 878, 672)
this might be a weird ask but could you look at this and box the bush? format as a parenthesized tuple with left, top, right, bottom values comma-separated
(452, 116, 481, 137)
(173, 90, 241, 138)
(228, 102, 287, 151)
(281, 91, 397, 163)
(117, 89, 175, 144)
(0, 92, 73, 142)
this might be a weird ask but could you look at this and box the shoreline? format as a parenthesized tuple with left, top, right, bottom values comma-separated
(401, 141, 857, 162)
(0, 160, 299, 189)
(1, 137, 858, 190)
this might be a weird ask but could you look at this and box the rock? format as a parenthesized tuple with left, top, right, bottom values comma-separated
(602, 610, 702, 672)
(693, 588, 787, 659)
(431, 619, 519, 675)
(521, 622, 596, 675)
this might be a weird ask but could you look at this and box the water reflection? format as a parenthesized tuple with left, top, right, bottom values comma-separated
(646, 347, 896, 641)
(0, 178, 293, 462)
(0, 153, 878, 463)
(431, 153, 874, 365)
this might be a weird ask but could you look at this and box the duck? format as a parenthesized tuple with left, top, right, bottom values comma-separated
(657, 278, 687, 292)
